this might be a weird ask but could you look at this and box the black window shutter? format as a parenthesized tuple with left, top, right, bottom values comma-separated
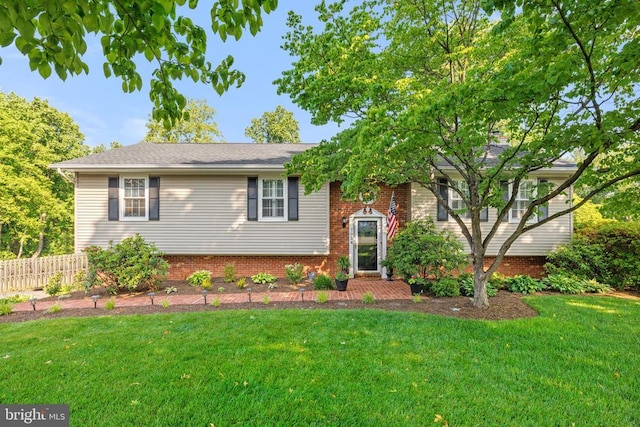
(288, 177, 299, 221)
(480, 207, 489, 222)
(247, 177, 258, 221)
(437, 178, 449, 221)
(499, 180, 509, 222)
(538, 178, 549, 220)
(108, 177, 119, 221)
(149, 177, 160, 221)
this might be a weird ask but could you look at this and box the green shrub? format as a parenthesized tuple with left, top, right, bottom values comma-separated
(459, 273, 498, 297)
(504, 275, 546, 294)
(542, 274, 585, 294)
(0, 300, 14, 316)
(223, 264, 237, 283)
(84, 234, 168, 293)
(432, 277, 460, 297)
(236, 278, 246, 289)
(284, 263, 305, 285)
(313, 274, 334, 290)
(385, 218, 468, 281)
(47, 303, 61, 314)
(251, 272, 277, 286)
(488, 272, 508, 290)
(104, 299, 116, 310)
(542, 274, 613, 294)
(187, 270, 212, 288)
(316, 291, 329, 303)
(45, 272, 63, 296)
(362, 292, 376, 304)
(546, 221, 640, 290)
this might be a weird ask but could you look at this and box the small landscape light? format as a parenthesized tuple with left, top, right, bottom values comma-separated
(148, 292, 156, 306)
(29, 296, 37, 311)
(299, 287, 306, 302)
(247, 288, 252, 303)
(202, 289, 208, 305)
(91, 294, 100, 308)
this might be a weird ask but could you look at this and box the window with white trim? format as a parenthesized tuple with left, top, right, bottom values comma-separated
(510, 180, 535, 222)
(451, 180, 471, 219)
(259, 178, 286, 220)
(122, 177, 148, 220)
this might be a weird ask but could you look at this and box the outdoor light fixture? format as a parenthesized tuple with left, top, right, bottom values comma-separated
(202, 289, 208, 305)
(299, 287, 306, 302)
(247, 288, 252, 303)
(307, 271, 315, 281)
(342, 216, 347, 228)
(148, 292, 156, 305)
(29, 296, 36, 311)
(91, 294, 100, 308)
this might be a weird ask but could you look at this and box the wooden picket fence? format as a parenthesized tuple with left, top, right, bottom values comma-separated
(0, 254, 89, 293)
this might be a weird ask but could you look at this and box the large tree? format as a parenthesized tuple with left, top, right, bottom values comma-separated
(144, 98, 223, 143)
(244, 105, 301, 143)
(0, 92, 90, 258)
(276, 0, 640, 308)
(0, 0, 278, 126)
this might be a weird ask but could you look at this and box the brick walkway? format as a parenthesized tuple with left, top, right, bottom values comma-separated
(12, 278, 413, 312)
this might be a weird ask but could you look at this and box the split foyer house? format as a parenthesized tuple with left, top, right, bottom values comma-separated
(51, 142, 575, 279)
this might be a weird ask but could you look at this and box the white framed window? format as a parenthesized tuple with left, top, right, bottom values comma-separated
(259, 177, 287, 221)
(121, 177, 148, 220)
(510, 180, 535, 223)
(450, 180, 471, 219)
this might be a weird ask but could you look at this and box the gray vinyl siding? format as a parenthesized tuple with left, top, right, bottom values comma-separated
(75, 174, 329, 255)
(410, 179, 572, 256)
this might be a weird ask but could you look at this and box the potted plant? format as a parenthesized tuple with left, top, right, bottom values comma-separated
(335, 271, 349, 291)
(407, 275, 426, 295)
(337, 255, 350, 274)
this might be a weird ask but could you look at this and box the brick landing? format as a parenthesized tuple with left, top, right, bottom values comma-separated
(13, 278, 413, 313)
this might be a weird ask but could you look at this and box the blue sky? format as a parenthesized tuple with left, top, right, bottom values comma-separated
(0, 2, 344, 147)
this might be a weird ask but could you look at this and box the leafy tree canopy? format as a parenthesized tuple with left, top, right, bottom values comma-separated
(276, 0, 640, 307)
(0, 92, 90, 258)
(244, 105, 301, 143)
(144, 98, 223, 143)
(0, 0, 278, 127)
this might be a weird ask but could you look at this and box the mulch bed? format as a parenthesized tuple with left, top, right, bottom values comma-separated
(1, 278, 541, 323)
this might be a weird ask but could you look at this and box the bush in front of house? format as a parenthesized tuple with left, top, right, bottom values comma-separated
(284, 263, 304, 285)
(84, 234, 168, 293)
(432, 277, 460, 297)
(504, 275, 546, 294)
(545, 221, 640, 290)
(187, 270, 212, 289)
(385, 218, 468, 282)
(313, 274, 334, 290)
(459, 273, 498, 297)
(541, 274, 612, 294)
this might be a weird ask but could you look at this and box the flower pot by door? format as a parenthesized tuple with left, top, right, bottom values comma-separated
(335, 279, 348, 291)
(409, 283, 424, 295)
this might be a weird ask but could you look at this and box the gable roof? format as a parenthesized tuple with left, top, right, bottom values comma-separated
(50, 142, 317, 173)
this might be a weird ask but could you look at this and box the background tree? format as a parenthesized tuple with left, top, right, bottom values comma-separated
(143, 99, 223, 143)
(276, 0, 640, 308)
(0, 92, 90, 258)
(92, 141, 123, 154)
(244, 105, 301, 143)
(0, 0, 278, 126)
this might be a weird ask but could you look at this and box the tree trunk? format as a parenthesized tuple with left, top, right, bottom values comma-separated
(31, 213, 46, 258)
(472, 254, 489, 308)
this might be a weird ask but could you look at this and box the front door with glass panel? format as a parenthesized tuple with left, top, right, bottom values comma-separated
(355, 219, 380, 272)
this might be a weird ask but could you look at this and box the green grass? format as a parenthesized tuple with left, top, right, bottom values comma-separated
(1, 295, 639, 426)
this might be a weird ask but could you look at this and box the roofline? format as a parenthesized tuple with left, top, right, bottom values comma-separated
(50, 164, 288, 173)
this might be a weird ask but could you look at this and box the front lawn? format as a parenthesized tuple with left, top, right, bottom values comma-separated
(1, 295, 639, 426)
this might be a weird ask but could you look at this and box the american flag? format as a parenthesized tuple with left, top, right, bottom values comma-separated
(387, 192, 398, 240)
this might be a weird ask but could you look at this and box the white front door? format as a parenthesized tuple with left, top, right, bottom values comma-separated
(354, 218, 381, 273)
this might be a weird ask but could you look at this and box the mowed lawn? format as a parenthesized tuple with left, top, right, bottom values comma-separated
(1, 295, 639, 426)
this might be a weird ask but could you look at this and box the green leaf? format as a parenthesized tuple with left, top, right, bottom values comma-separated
(37, 62, 51, 79)
(0, 31, 16, 47)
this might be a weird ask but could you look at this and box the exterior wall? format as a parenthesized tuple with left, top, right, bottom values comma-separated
(410, 179, 573, 256)
(75, 174, 330, 256)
